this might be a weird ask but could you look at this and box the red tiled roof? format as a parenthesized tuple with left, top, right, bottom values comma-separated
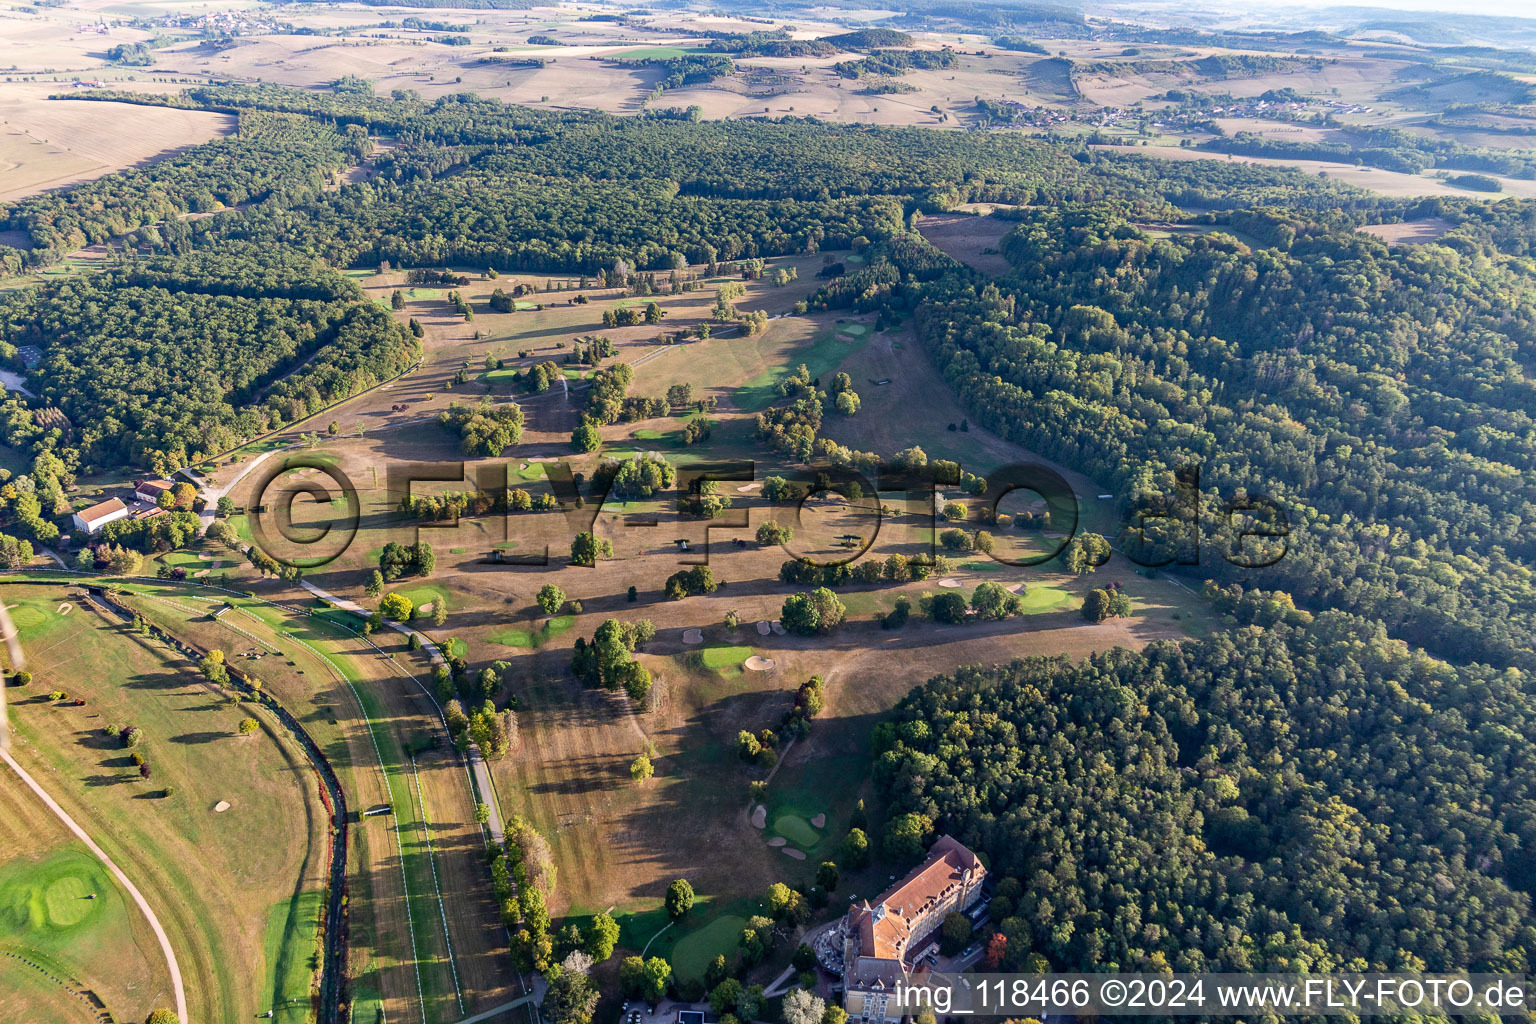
(849, 836, 983, 961)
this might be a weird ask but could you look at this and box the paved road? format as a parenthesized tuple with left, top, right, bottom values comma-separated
(180, 443, 299, 531)
(2, 749, 188, 1024)
(298, 580, 506, 844)
(452, 991, 537, 1024)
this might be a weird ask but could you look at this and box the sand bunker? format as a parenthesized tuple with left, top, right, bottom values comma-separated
(193, 569, 210, 578)
(213, 800, 231, 813)
(811, 813, 826, 828)
(682, 628, 703, 644)
(782, 848, 807, 860)
(767, 836, 787, 847)
(938, 578, 963, 588)
(769, 621, 785, 636)
(751, 805, 767, 828)
(745, 656, 776, 671)
(56, 603, 71, 615)
(756, 620, 772, 636)
(736, 483, 762, 493)
(1007, 583, 1027, 593)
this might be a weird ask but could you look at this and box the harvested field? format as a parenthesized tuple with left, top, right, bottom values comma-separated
(0, 90, 233, 202)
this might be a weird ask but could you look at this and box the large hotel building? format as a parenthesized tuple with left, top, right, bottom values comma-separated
(838, 836, 987, 1023)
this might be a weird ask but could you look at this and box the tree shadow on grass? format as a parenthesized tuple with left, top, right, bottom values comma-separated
(168, 731, 229, 745)
(82, 773, 134, 788)
(75, 728, 120, 752)
(120, 668, 194, 692)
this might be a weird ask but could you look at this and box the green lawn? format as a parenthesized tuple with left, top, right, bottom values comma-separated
(482, 367, 522, 387)
(669, 913, 747, 982)
(407, 288, 442, 300)
(264, 890, 324, 1023)
(0, 849, 122, 957)
(396, 584, 450, 615)
(614, 46, 704, 59)
(734, 328, 873, 414)
(491, 614, 574, 650)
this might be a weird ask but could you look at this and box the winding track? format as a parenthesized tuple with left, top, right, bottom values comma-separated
(1, 748, 189, 1024)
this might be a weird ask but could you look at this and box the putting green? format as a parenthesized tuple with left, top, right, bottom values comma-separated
(0, 849, 115, 943)
(398, 586, 449, 614)
(43, 876, 94, 927)
(772, 813, 821, 849)
(514, 300, 538, 310)
(7, 604, 48, 629)
(1015, 585, 1074, 612)
(698, 645, 752, 673)
(670, 914, 746, 981)
(838, 323, 870, 337)
(493, 614, 577, 649)
(490, 628, 537, 649)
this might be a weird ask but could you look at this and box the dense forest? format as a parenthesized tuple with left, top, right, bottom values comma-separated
(0, 246, 418, 472)
(875, 612, 1536, 972)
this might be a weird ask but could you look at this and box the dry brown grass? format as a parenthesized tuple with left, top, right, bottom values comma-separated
(916, 212, 1014, 275)
(1359, 217, 1455, 244)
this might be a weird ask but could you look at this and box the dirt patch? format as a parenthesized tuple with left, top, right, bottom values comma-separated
(1360, 218, 1455, 244)
(917, 213, 1014, 276)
